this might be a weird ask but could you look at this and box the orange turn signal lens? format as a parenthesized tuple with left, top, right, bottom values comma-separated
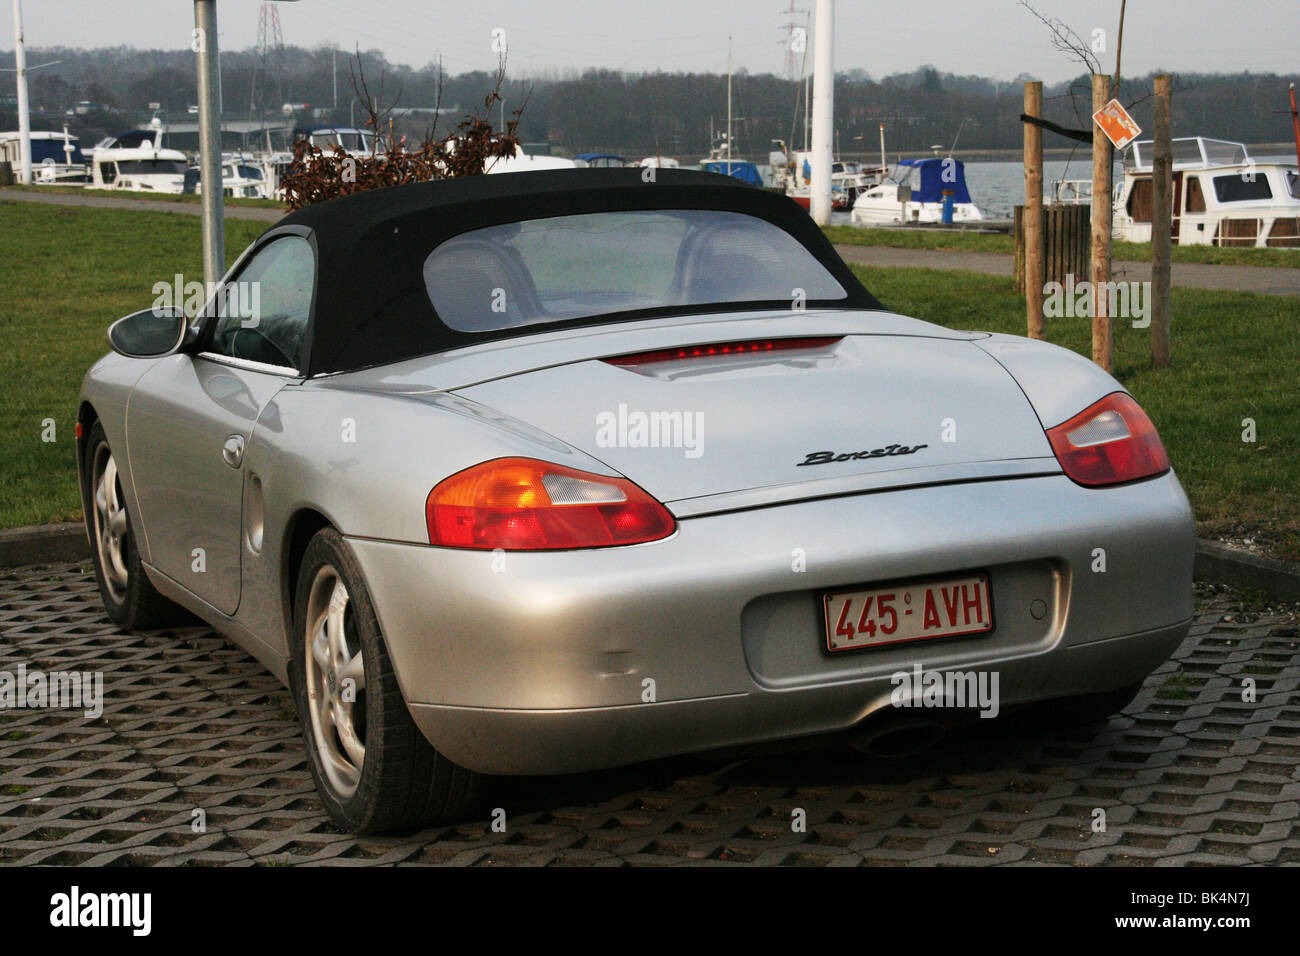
(426, 457, 676, 550)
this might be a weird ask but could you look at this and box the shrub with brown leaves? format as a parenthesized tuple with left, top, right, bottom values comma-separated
(281, 54, 526, 210)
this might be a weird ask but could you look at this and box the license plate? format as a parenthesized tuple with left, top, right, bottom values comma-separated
(823, 573, 993, 653)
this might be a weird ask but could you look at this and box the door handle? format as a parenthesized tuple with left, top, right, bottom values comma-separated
(222, 434, 245, 469)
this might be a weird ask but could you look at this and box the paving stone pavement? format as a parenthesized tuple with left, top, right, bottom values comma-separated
(1, 562, 1297, 867)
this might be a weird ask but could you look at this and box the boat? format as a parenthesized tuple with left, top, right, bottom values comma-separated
(700, 158, 764, 186)
(293, 126, 379, 155)
(572, 153, 627, 168)
(185, 152, 274, 199)
(696, 132, 765, 187)
(638, 156, 680, 168)
(0, 127, 88, 184)
(1050, 179, 1094, 205)
(850, 157, 984, 225)
(1112, 137, 1299, 248)
(772, 143, 884, 210)
(484, 143, 578, 175)
(87, 123, 188, 193)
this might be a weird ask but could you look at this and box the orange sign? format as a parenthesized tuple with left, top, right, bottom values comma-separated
(1092, 98, 1142, 150)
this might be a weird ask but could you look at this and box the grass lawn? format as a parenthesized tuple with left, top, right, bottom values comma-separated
(824, 224, 1300, 269)
(8, 183, 283, 210)
(0, 200, 1296, 560)
(0, 201, 268, 527)
(856, 264, 1300, 560)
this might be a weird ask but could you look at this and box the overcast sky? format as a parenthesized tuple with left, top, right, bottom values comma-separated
(10, 0, 1299, 81)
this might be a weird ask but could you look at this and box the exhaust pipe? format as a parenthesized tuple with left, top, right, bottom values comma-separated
(849, 716, 947, 759)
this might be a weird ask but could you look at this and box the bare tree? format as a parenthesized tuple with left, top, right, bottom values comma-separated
(347, 47, 403, 154)
(280, 50, 525, 210)
(1018, 0, 1102, 75)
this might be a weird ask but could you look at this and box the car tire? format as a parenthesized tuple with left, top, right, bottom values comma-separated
(1045, 682, 1145, 728)
(83, 422, 192, 630)
(290, 527, 483, 834)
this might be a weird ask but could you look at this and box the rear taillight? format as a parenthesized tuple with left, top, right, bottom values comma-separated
(1046, 392, 1170, 487)
(426, 457, 676, 550)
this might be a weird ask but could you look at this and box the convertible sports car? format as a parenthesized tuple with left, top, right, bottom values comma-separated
(79, 168, 1195, 833)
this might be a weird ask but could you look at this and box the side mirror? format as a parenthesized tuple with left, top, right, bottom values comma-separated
(107, 306, 196, 359)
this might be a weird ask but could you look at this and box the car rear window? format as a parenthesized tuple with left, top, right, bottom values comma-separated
(422, 209, 847, 333)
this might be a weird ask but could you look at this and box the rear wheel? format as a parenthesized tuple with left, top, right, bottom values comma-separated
(83, 422, 190, 629)
(291, 527, 483, 833)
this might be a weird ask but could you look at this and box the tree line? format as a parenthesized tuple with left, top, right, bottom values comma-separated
(1, 45, 1295, 159)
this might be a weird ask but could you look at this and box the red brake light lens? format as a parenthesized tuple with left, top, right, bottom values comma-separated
(605, 337, 842, 367)
(426, 457, 676, 550)
(1046, 392, 1170, 487)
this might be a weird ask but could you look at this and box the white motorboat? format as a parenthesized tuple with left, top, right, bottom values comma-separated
(850, 158, 984, 225)
(295, 125, 379, 156)
(484, 143, 578, 175)
(87, 123, 188, 193)
(1113, 137, 1299, 248)
(188, 152, 273, 199)
(0, 127, 88, 184)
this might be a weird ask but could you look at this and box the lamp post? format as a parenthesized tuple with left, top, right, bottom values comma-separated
(194, 0, 224, 286)
(192, 1, 298, 287)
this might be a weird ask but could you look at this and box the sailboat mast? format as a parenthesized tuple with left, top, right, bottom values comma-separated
(726, 36, 733, 168)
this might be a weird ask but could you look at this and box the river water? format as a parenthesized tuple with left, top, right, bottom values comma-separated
(785, 152, 1297, 224)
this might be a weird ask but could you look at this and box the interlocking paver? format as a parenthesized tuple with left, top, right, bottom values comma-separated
(2, 562, 1298, 866)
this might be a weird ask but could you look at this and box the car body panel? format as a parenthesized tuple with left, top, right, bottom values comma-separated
(973, 333, 1136, 429)
(456, 332, 1053, 504)
(406, 623, 1189, 775)
(334, 308, 982, 392)
(126, 354, 291, 614)
(346, 469, 1193, 774)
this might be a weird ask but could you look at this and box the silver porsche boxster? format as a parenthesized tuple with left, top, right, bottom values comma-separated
(78, 168, 1195, 833)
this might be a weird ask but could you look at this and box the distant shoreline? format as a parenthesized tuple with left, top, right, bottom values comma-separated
(690, 142, 1297, 166)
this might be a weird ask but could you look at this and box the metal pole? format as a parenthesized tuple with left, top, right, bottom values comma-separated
(332, 46, 337, 111)
(12, 0, 31, 184)
(726, 36, 732, 169)
(195, 0, 225, 287)
(1289, 83, 1300, 170)
(1151, 74, 1172, 368)
(1023, 81, 1045, 340)
(803, 73, 809, 153)
(878, 123, 885, 174)
(808, 0, 833, 225)
(1090, 73, 1113, 372)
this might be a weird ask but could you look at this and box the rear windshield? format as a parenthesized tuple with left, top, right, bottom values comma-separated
(422, 209, 847, 333)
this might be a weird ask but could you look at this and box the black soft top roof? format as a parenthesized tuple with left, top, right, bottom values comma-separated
(271, 167, 881, 376)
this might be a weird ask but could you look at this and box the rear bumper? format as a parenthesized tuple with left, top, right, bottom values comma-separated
(348, 471, 1195, 775)
(407, 620, 1188, 775)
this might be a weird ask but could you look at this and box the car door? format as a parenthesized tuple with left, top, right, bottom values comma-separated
(127, 234, 315, 615)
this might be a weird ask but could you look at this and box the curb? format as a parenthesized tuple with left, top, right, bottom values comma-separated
(1, 523, 1298, 602)
(0, 523, 89, 568)
(1192, 540, 1300, 604)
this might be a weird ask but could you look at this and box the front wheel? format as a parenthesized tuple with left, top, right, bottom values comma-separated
(82, 422, 191, 630)
(290, 527, 483, 833)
